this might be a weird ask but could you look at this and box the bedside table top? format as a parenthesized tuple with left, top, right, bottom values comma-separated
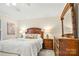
(44, 39, 53, 40)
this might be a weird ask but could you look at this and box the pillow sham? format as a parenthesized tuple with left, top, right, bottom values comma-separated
(25, 34, 41, 39)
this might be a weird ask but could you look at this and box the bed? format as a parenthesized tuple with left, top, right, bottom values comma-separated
(0, 27, 44, 56)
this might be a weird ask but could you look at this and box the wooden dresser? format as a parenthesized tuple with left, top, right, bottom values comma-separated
(54, 37, 79, 56)
(43, 39, 53, 50)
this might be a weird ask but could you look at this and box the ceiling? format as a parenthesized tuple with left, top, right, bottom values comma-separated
(0, 3, 65, 20)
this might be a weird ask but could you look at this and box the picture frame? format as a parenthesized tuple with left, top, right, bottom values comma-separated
(7, 22, 15, 35)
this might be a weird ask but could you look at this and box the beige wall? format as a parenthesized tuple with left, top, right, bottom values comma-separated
(18, 17, 62, 38)
(0, 14, 73, 40)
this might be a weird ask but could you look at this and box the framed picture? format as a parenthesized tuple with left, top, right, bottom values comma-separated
(7, 22, 15, 35)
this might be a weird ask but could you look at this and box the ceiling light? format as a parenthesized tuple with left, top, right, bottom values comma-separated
(6, 3, 16, 6)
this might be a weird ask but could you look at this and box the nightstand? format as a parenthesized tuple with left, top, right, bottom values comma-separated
(43, 39, 53, 50)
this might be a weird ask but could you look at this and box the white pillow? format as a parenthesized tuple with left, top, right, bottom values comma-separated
(25, 34, 41, 39)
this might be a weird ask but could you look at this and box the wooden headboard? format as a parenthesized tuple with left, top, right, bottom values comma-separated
(25, 27, 44, 38)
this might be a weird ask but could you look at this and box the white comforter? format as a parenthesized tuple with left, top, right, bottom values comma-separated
(0, 38, 43, 56)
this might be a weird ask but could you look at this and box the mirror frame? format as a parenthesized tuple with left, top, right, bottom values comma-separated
(60, 3, 78, 38)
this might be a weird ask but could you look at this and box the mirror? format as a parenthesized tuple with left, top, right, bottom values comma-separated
(60, 3, 76, 38)
(63, 8, 73, 37)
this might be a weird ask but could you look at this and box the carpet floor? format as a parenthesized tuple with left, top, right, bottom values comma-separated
(38, 49, 55, 56)
(0, 49, 55, 56)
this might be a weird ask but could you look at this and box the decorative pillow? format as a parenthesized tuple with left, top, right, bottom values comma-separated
(25, 34, 41, 39)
